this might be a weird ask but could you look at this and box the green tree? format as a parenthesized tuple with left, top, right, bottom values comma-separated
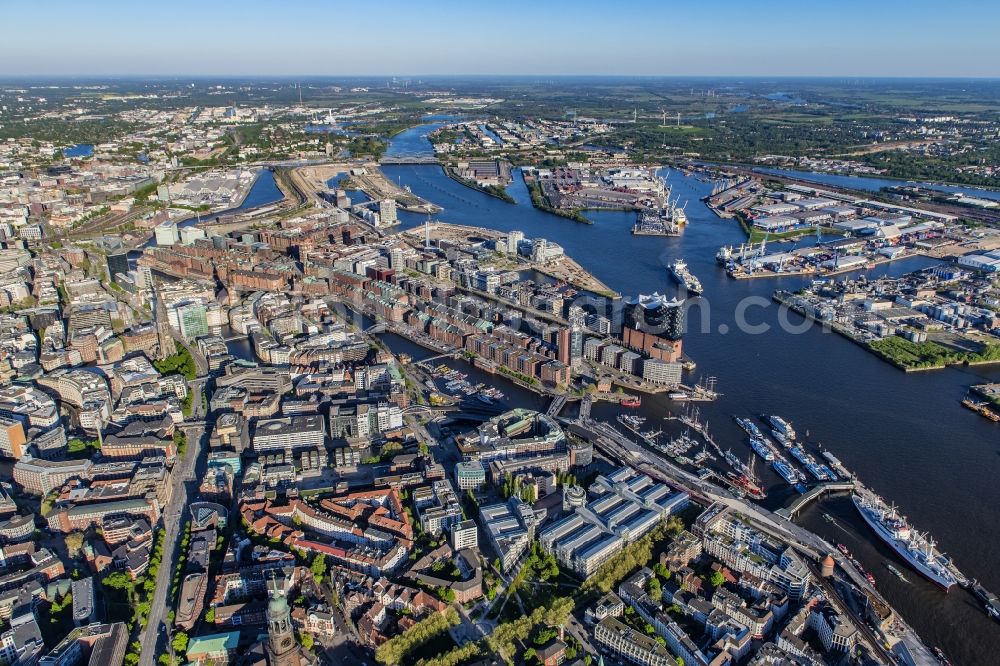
(171, 631, 188, 655)
(310, 554, 327, 582)
(709, 571, 725, 588)
(646, 576, 662, 600)
(64, 531, 85, 558)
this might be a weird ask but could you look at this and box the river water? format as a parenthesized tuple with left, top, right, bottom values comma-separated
(371, 125, 1000, 664)
(754, 166, 1000, 202)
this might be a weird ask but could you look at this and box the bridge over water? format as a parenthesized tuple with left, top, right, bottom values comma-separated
(776, 480, 856, 519)
(379, 155, 440, 165)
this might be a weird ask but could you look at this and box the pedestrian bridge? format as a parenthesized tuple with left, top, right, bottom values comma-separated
(777, 481, 856, 519)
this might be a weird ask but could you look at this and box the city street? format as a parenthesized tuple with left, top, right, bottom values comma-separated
(138, 412, 208, 666)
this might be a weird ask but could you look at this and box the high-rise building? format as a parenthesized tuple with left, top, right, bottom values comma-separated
(570, 326, 584, 367)
(451, 520, 478, 550)
(176, 303, 209, 341)
(105, 253, 130, 285)
(377, 199, 397, 226)
(135, 266, 153, 291)
(556, 326, 571, 366)
(505, 230, 524, 254)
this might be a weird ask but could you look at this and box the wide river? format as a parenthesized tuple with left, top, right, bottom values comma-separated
(366, 124, 1000, 664)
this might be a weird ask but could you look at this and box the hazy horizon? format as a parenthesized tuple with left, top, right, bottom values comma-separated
(3, 0, 999, 78)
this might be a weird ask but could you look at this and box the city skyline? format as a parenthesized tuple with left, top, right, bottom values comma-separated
(3, 0, 1000, 77)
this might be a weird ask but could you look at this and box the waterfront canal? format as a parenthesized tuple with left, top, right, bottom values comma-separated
(374, 124, 1000, 664)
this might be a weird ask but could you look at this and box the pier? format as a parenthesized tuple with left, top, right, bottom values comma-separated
(777, 480, 856, 519)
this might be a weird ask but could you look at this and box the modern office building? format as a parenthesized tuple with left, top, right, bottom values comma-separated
(252, 415, 326, 452)
(451, 520, 478, 550)
(455, 460, 486, 491)
(105, 253, 130, 285)
(176, 302, 209, 341)
(154, 221, 179, 246)
(480, 496, 544, 572)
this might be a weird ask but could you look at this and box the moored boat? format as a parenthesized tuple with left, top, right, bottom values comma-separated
(852, 490, 958, 590)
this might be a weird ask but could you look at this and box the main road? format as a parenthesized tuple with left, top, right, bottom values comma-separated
(138, 382, 210, 666)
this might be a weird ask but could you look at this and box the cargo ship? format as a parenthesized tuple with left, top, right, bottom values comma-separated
(852, 490, 959, 590)
(962, 396, 1000, 422)
(669, 259, 703, 295)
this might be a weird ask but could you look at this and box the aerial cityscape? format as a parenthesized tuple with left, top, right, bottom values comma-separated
(0, 3, 999, 666)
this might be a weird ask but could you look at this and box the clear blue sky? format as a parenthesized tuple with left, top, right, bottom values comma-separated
(3, 0, 998, 77)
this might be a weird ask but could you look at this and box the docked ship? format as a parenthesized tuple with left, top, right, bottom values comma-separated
(962, 396, 1000, 422)
(852, 490, 959, 590)
(772, 460, 797, 485)
(724, 449, 750, 475)
(770, 429, 792, 448)
(669, 259, 703, 295)
(672, 204, 688, 227)
(727, 471, 767, 500)
(748, 437, 774, 462)
(972, 581, 1000, 620)
(767, 415, 797, 441)
(735, 416, 763, 439)
(620, 395, 642, 408)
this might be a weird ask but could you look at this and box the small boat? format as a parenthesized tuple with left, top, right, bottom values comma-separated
(934, 647, 952, 666)
(885, 563, 909, 582)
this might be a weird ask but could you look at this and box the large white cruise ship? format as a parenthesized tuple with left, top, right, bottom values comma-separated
(852, 490, 958, 590)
